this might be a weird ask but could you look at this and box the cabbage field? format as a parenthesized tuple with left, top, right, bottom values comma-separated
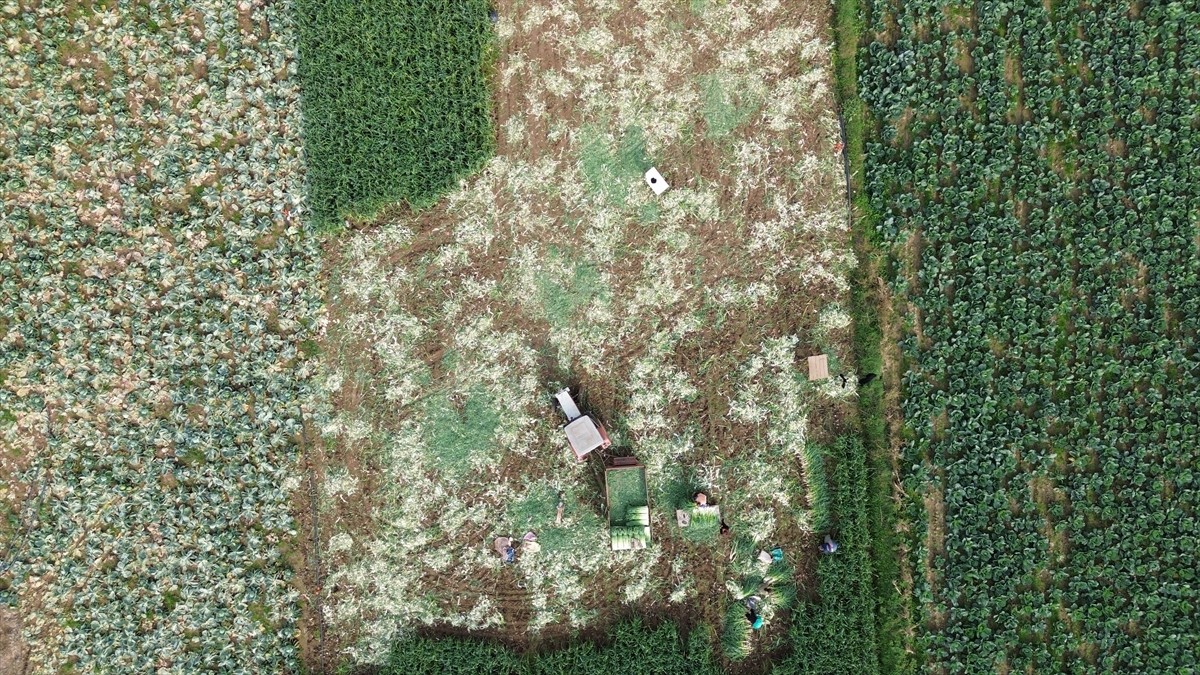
(0, 1, 320, 671)
(861, 0, 1200, 671)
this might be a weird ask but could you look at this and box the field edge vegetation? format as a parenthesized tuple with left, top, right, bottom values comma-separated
(860, 0, 1200, 670)
(379, 618, 717, 675)
(832, 0, 916, 671)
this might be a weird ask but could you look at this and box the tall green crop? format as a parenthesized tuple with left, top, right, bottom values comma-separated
(295, 0, 495, 228)
(383, 619, 719, 675)
(775, 437, 879, 674)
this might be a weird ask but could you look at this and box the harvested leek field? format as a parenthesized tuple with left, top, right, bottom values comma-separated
(310, 0, 859, 667)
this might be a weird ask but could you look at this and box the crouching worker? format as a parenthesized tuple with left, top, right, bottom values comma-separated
(744, 596, 764, 630)
(494, 536, 517, 563)
(819, 534, 839, 554)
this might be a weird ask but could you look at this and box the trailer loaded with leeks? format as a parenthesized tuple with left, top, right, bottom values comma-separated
(605, 456, 651, 551)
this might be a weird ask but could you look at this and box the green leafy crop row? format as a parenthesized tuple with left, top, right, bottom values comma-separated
(860, 0, 1200, 670)
(0, 1, 321, 671)
(295, 0, 495, 228)
(382, 619, 718, 675)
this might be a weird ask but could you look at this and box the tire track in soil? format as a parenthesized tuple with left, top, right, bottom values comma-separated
(293, 411, 328, 672)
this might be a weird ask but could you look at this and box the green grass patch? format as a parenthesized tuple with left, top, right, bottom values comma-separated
(536, 253, 608, 329)
(507, 482, 561, 532)
(699, 73, 761, 138)
(605, 465, 648, 524)
(162, 589, 180, 612)
(534, 508, 605, 556)
(179, 446, 206, 468)
(423, 388, 501, 476)
(295, 0, 495, 229)
(637, 200, 661, 224)
(831, 0, 879, 243)
(248, 601, 273, 630)
(506, 483, 605, 555)
(578, 125, 650, 207)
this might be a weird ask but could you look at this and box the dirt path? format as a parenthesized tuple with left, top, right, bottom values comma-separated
(0, 609, 29, 675)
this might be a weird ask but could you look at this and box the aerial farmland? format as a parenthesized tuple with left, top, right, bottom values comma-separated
(0, 0, 1196, 674)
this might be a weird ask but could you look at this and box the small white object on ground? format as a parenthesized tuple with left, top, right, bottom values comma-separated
(757, 550, 773, 564)
(676, 509, 691, 528)
(555, 388, 582, 421)
(644, 167, 669, 195)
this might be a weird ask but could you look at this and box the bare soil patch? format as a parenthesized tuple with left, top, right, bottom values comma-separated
(0, 609, 29, 675)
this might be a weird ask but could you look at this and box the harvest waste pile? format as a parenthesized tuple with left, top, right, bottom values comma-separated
(307, 0, 862, 666)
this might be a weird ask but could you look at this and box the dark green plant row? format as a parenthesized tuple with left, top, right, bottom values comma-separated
(380, 619, 718, 675)
(859, 0, 1200, 671)
(295, 0, 495, 229)
(773, 437, 880, 675)
(803, 441, 833, 533)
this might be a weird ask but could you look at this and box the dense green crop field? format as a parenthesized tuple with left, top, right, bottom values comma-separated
(295, 0, 494, 228)
(0, 1, 320, 671)
(860, 0, 1200, 671)
(383, 619, 718, 675)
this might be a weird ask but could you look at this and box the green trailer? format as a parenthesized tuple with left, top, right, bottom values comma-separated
(605, 457, 651, 551)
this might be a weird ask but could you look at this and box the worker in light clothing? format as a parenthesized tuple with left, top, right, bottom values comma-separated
(819, 535, 839, 554)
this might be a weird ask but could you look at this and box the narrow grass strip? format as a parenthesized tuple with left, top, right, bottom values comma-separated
(834, 0, 916, 670)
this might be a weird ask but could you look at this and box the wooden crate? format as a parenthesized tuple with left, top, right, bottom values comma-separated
(807, 354, 829, 381)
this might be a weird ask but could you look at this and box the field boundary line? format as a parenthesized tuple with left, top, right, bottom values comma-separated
(832, 0, 918, 670)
